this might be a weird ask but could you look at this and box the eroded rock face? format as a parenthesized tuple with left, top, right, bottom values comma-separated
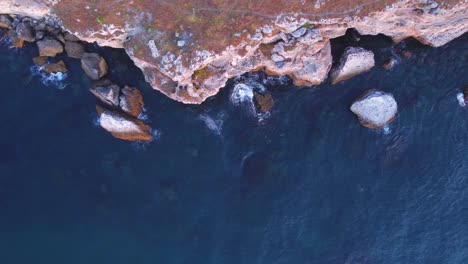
(1, 0, 467, 104)
(350, 90, 398, 129)
(330, 47, 375, 84)
(37, 37, 63, 57)
(96, 105, 152, 142)
(81, 53, 108, 80)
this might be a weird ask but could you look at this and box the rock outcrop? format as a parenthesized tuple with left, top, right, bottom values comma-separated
(119, 86, 144, 118)
(81, 53, 108, 80)
(90, 80, 120, 108)
(330, 47, 375, 84)
(64, 41, 84, 59)
(96, 105, 153, 142)
(1, 0, 467, 104)
(350, 90, 398, 129)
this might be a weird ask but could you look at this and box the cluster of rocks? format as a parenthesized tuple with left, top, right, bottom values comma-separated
(91, 80, 153, 142)
(1, 14, 152, 142)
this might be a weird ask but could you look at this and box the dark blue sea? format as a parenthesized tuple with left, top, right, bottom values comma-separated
(0, 30, 467, 263)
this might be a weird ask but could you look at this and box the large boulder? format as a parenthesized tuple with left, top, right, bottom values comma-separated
(42, 60, 67, 73)
(37, 38, 63, 57)
(64, 41, 85, 59)
(330, 47, 375, 84)
(119, 86, 144, 117)
(350, 90, 398, 129)
(96, 105, 153, 142)
(81, 53, 108, 80)
(32, 56, 48, 66)
(90, 80, 120, 108)
(15, 21, 35, 42)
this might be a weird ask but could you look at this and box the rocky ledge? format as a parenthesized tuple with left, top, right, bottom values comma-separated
(1, 0, 467, 105)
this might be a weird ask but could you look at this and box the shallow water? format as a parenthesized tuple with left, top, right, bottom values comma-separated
(0, 30, 467, 263)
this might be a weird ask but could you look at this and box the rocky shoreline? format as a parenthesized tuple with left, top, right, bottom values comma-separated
(0, 0, 467, 141)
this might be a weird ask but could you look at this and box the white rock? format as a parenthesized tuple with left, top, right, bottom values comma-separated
(330, 47, 375, 84)
(350, 90, 398, 128)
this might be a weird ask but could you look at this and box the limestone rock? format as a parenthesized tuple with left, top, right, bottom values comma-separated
(254, 92, 274, 113)
(0, 15, 12, 29)
(81, 53, 108, 80)
(42, 60, 67, 73)
(65, 41, 85, 59)
(15, 21, 35, 42)
(330, 47, 375, 84)
(37, 38, 63, 57)
(96, 105, 153, 142)
(119, 86, 144, 118)
(350, 90, 398, 129)
(90, 80, 120, 108)
(32, 56, 48, 66)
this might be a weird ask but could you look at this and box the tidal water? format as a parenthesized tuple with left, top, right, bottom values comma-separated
(0, 30, 467, 264)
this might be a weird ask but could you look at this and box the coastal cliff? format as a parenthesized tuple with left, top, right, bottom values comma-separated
(1, 0, 467, 104)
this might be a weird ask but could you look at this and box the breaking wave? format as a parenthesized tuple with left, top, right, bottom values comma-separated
(456, 93, 465, 107)
(30, 64, 68, 90)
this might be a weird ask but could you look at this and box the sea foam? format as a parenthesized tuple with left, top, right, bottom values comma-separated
(30, 64, 68, 89)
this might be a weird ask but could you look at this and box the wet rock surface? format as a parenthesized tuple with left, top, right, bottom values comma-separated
(350, 90, 398, 129)
(37, 37, 63, 57)
(15, 21, 35, 42)
(42, 60, 67, 73)
(0, 15, 12, 29)
(96, 105, 153, 142)
(32, 56, 48, 66)
(330, 47, 375, 84)
(81, 53, 108, 80)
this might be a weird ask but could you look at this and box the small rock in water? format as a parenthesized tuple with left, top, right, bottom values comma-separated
(15, 22, 35, 42)
(32, 56, 48, 66)
(42, 60, 68, 73)
(382, 58, 397, 70)
(37, 38, 63, 57)
(254, 92, 274, 113)
(402, 50, 412, 58)
(90, 79, 120, 108)
(81, 53, 108, 80)
(96, 105, 153, 142)
(8, 30, 24, 48)
(65, 41, 85, 59)
(119, 86, 144, 118)
(330, 47, 375, 84)
(350, 90, 398, 129)
(0, 15, 12, 29)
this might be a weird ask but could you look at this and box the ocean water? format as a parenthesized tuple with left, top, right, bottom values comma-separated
(0, 30, 467, 263)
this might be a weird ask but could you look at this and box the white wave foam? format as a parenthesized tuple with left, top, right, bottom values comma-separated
(30, 64, 68, 89)
(383, 125, 391, 135)
(151, 129, 162, 140)
(230, 83, 254, 106)
(198, 113, 223, 135)
(456, 93, 466, 107)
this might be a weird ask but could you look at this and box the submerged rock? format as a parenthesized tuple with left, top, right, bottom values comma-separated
(330, 47, 375, 84)
(254, 92, 274, 113)
(119, 86, 144, 118)
(42, 60, 67, 73)
(81, 53, 108, 80)
(350, 90, 398, 129)
(90, 80, 120, 108)
(32, 56, 48, 66)
(96, 105, 153, 142)
(37, 38, 63, 57)
(64, 41, 84, 59)
(382, 58, 397, 70)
